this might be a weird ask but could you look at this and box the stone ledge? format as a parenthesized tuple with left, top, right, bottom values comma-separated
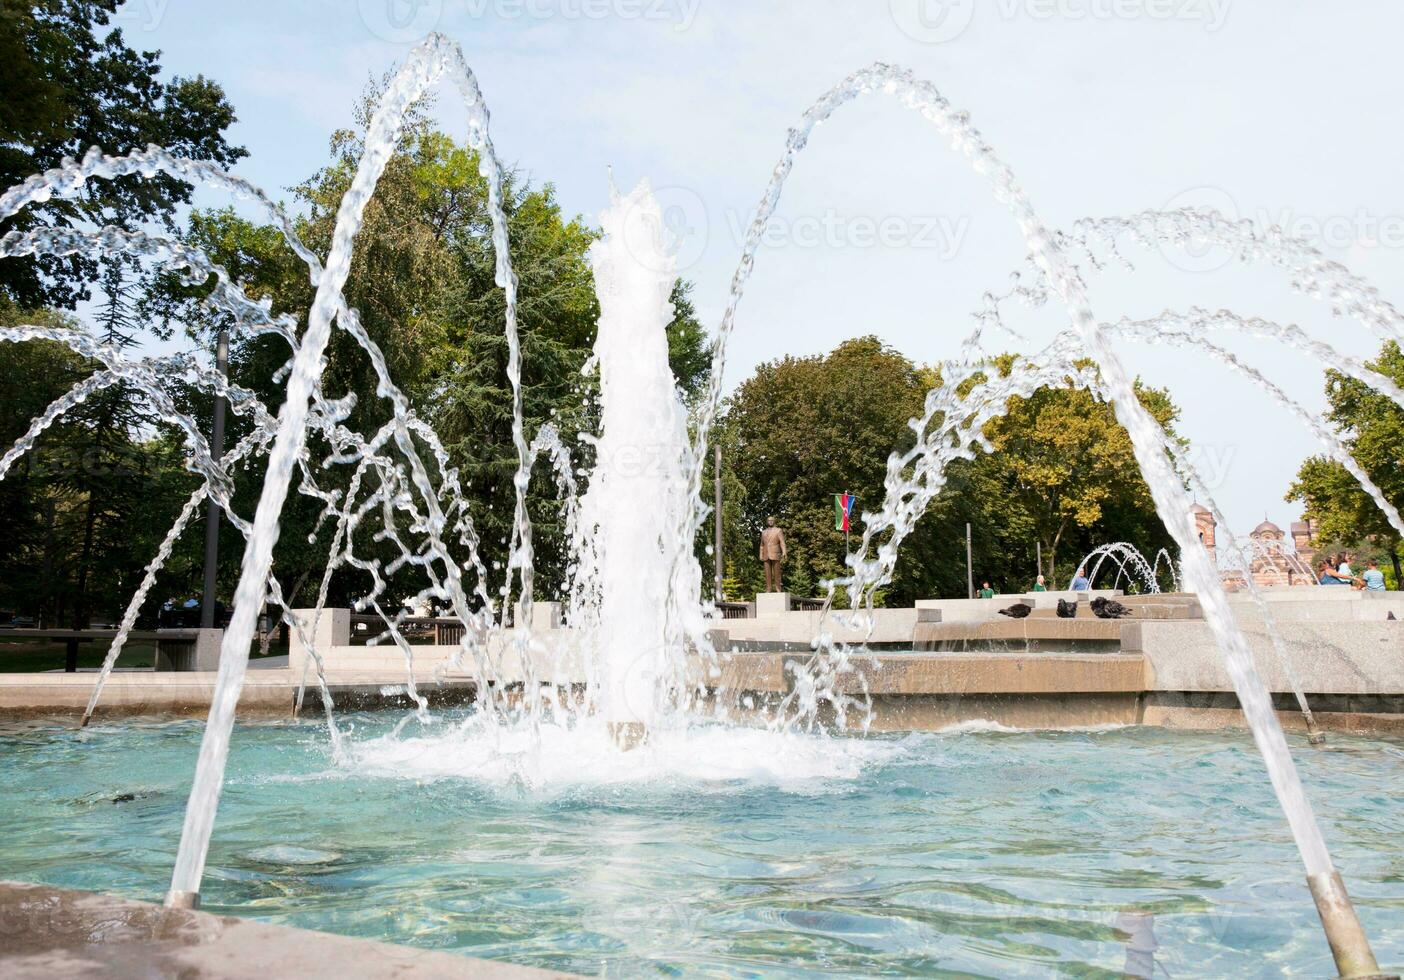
(699, 652, 1148, 696)
(0, 879, 572, 979)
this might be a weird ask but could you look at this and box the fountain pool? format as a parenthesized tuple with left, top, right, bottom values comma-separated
(0, 716, 1399, 977)
(2, 29, 1401, 972)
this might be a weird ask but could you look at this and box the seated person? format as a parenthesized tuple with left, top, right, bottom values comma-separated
(1362, 559, 1387, 592)
(1317, 561, 1351, 585)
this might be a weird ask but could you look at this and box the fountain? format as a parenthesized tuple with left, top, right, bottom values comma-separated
(0, 33, 1397, 976)
(1069, 542, 1162, 593)
(578, 178, 698, 746)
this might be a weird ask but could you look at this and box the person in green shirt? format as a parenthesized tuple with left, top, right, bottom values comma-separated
(1032, 575, 1047, 592)
(978, 581, 995, 599)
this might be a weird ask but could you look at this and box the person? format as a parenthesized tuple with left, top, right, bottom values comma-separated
(1363, 559, 1386, 592)
(1070, 567, 1091, 591)
(759, 516, 787, 592)
(978, 581, 995, 599)
(1318, 561, 1350, 586)
(1337, 553, 1355, 579)
(1032, 574, 1047, 592)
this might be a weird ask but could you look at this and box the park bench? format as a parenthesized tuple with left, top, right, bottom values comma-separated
(0, 628, 203, 672)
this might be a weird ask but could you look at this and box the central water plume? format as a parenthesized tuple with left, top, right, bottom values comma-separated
(579, 180, 695, 742)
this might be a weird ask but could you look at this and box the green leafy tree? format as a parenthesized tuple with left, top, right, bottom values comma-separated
(717, 337, 950, 605)
(971, 357, 1182, 585)
(1287, 340, 1404, 583)
(152, 90, 710, 610)
(0, 0, 246, 308)
(0, 2, 245, 631)
(717, 340, 1183, 601)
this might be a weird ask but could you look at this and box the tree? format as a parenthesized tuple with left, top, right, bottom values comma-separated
(0, 1, 246, 309)
(0, 300, 199, 628)
(718, 337, 949, 605)
(152, 92, 711, 610)
(971, 357, 1182, 584)
(717, 340, 1183, 601)
(1287, 340, 1404, 583)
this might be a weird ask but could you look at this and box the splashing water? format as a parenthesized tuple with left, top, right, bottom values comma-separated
(577, 179, 703, 737)
(1069, 542, 1161, 593)
(0, 35, 1393, 965)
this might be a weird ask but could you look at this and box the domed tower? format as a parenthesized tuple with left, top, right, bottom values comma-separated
(1291, 518, 1316, 570)
(1191, 503, 1216, 562)
(1248, 520, 1292, 587)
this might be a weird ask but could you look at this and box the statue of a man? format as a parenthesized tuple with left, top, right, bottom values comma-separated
(759, 516, 787, 592)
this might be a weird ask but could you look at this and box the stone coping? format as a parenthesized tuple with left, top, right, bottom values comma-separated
(0, 879, 572, 979)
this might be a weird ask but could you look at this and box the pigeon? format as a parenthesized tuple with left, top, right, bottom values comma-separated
(1389, 611, 1397, 621)
(1055, 598, 1078, 619)
(1090, 596, 1133, 619)
(998, 602, 1033, 619)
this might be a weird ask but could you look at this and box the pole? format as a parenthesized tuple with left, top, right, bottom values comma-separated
(1036, 540, 1042, 580)
(713, 443, 723, 601)
(200, 327, 228, 631)
(966, 522, 974, 599)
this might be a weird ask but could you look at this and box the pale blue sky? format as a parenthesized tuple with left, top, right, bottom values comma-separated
(113, 0, 1404, 541)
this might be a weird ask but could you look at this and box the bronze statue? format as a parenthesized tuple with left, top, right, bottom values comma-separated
(759, 516, 787, 592)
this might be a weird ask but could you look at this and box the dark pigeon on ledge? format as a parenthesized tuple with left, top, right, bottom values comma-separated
(998, 602, 1032, 619)
(1090, 596, 1132, 619)
(1055, 598, 1078, 619)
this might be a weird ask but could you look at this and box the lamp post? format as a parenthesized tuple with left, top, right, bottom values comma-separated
(199, 327, 228, 630)
(713, 444, 723, 601)
(966, 522, 974, 599)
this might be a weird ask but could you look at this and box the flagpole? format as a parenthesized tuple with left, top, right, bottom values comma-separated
(844, 490, 849, 556)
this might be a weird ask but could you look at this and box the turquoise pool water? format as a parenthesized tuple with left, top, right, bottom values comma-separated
(0, 715, 1399, 977)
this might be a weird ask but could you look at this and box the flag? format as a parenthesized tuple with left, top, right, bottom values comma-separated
(834, 493, 856, 532)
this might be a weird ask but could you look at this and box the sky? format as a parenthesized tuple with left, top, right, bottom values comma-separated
(108, 0, 1404, 542)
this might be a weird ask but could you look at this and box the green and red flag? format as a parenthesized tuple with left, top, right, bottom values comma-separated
(834, 493, 856, 532)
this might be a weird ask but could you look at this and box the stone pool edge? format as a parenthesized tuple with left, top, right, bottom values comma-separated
(2, 650, 1402, 736)
(0, 878, 574, 979)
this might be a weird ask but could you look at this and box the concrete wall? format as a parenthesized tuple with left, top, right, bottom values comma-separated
(914, 590, 1122, 622)
(1137, 619, 1404, 694)
(1227, 591, 1404, 622)
(718, 607, 937, 649)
